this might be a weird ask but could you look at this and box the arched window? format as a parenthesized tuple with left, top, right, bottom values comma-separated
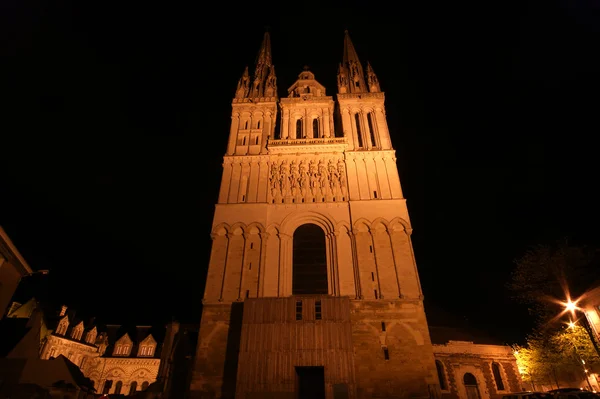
(435, 360, 447, 390)
(292, 224, 328, 295)
(492, 363, 505, 391)
(141, 381, 149, 390)
(114, 381, 123, 394)
(296, 119, 303, 138)
(463, 373, 481, 399)
(354, 113, 363, 148)
(312, 118, 319, 138)
(129, 381, 138, 395)
(367, 112, 377, 147)
(102, 380, 112, 394)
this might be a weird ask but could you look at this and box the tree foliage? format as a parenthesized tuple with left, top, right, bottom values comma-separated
(514, 324, 600, 389)
(507, 239, 593, 326)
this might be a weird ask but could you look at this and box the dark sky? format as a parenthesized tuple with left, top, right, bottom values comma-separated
(2, 0, 600, 344)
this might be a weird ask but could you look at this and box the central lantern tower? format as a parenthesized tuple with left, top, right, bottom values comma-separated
(190, 30, 439, 399)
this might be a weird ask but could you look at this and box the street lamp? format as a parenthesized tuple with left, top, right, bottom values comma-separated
(563, 298, 600, 359)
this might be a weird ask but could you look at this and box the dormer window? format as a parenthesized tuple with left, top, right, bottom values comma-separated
(139, 345, 155, 357)
(56, 317, 69, 335)
(137, 334, 157, 357)
(71, 322, 84, 340)
(85, 328, 97, 344)
(114, 344, 130, 356)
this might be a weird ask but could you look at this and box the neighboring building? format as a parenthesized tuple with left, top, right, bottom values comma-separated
(0, 226, 33, 319)
(6, 299, 177, 396)
(430, 327, 522, 399)
(191, 30, 440, 399)
(0, 306, 95, 398)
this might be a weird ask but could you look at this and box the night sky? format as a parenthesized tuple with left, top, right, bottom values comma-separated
(3, 0, 600, 344)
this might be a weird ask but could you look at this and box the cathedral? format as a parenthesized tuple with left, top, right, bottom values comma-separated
(189, 31, 521, 399)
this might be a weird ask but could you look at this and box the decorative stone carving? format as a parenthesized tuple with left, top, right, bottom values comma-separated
(264, 66, 277, 97)
(268, 157, 348, 201)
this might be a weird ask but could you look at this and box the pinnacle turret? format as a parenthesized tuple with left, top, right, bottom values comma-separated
(250, 31, 276, 98)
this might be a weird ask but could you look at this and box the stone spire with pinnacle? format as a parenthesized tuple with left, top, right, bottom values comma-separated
(250, 31, 275, 98)
(337, 30, 366, 94)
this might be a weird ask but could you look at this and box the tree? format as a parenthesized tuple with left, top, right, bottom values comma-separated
(513, 324, 600, 390)
(507, 239, 594, 327)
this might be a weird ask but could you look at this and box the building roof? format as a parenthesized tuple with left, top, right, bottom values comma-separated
(429, 326, 505, 346)
(0, 225, 33, 276)
(101, 324, 165, 358)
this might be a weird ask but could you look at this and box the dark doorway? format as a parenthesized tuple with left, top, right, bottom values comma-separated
(296, 366, 325, 399)
(292, 224, 328, 295)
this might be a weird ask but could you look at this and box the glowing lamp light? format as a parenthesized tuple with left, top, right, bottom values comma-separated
(566, 300, 577, 312)
(568, 321, 576, 329)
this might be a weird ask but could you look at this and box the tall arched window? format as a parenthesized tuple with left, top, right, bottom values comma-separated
(141, 381, 149, 390)
(435, 360, 447, 390)
(292, 224, 328, 295)
(129, 381, 138, 395)
(492, 363, 505, 391)
(463, 373, 481, 399)
(102, 380, 112, 394)
(367, 113, 377, 147)
(114, 381, 123, 394)
(312, 118, 319, 138)
(355, 113, 364, 148)
(296, 119, 303, 138)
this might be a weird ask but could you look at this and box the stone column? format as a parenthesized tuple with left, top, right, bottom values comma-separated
(227, 112, 240, 155)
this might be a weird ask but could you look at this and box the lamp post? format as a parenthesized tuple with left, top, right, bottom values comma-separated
(564, 299, 600, 359)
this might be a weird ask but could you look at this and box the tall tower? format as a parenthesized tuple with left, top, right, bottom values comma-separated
(190, 31, 439, 399)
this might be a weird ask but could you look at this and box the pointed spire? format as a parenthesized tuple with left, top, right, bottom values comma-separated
(235, 66, 250, 99)
(255, 31, 272, 69)
(366, 62, 381, 93)
(251, 30, 273, 98)
(340, 30, 366, 94)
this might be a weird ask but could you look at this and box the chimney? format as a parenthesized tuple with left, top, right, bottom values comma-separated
(59, 305, 67, 316)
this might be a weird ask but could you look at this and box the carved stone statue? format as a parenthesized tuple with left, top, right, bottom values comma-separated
(290, 161, 299, 195)
(299, 161, 309, 195)
(279, 160, 289, 196)
(309, 161, 318, 195)
(269, 163, 280, 197)
(337, 160, 347, 194)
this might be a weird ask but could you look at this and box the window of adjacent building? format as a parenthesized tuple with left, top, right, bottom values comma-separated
(292, 224, 328, 295)
(355, 113, 364, 148)
(86, 330, 96, 344)
(436, 360, 448, 390)
(296, 119, 303, 138)
(296, 300, 303, 321)
(48, 347, 57, 359)
(140, 345, 154, 357)
(315, 300, 322, 320)
(115, 344, 130, 356)
(381, 322, 386, 332)
(103, 380, 113, 394)
(115, 381, 123, 394)
(492, 362, 505, 391)
(142, 381, 149, 390)
(56, 319, 68, 335)
(80, 356, 87, 368)
(313, 118, 319, 138)
(367, 112, 377, 147)
(129, 381, 138, 395)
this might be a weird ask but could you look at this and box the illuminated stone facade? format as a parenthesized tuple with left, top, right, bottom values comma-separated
(430, 331, 522, 399)
(8, 300, 162, 396)
(190, 31, 439, 399)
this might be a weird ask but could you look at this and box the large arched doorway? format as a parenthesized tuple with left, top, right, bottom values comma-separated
(463, 373, 481, 399)
(292, 224, 328, 295)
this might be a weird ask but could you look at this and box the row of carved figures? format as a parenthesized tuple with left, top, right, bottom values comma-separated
(269, 159, 348, 198)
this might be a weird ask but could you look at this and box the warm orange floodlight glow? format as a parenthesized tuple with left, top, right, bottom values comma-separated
(568, 321, 576, 328)
(565, 299, 578, 313)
